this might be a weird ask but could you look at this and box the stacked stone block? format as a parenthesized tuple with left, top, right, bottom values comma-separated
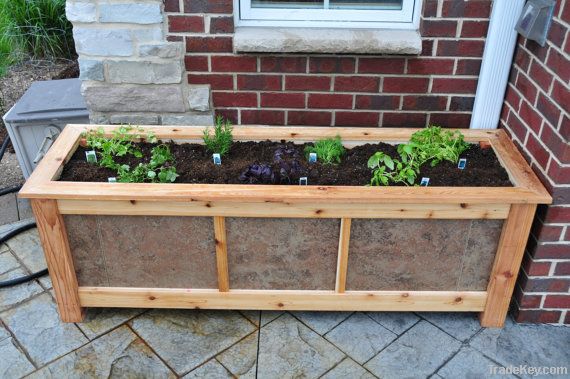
(66, 0, 213, 125)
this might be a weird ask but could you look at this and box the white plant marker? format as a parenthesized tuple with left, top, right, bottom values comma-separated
(213, 153, 221, 165)
(299, 177, 308, 185)
(85, 150, 97, 163)
(458, 158, 467, 170)
(420, 177, 430, 186)
(108, 177, 117, 183)
(309, 152, 317, 163)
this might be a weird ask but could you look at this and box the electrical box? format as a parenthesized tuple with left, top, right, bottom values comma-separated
(2, 79, 90, 178)
(515, 0, 556, 46)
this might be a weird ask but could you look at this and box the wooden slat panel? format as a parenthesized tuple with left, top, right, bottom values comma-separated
(214, 216, 230, 292)
(480, 204, 537, 327)
(31, 199, 85, 322)
(57, 199, 510, 219)
(335, 218, 351, 293)
(78, 287, 487, 312)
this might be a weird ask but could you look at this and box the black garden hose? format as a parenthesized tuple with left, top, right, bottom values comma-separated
(0, 135, 47, 288)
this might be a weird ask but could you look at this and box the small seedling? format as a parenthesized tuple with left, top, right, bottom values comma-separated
(212, 153, 221, 165)
(420, 177, 430, 186)
(304, 136, 345, 165)
(203, 116, 233, 156)
(85, 150, 97, 163)
(308, 152, 317, 163)
(458, 158, 467, 170)
(108, 177, 117, 183)
(299, 177, 308, 185)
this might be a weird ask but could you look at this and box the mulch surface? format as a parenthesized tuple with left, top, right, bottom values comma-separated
(60, 140, 513, 187)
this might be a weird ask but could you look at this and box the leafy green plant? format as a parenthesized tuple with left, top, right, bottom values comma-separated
(368, 126, 470, 186)
(304, 135, 345, 164)
(202, 116, 233, 156)
(84, 126, 178, 184)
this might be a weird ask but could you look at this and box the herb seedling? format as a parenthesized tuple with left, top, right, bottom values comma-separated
(203, 116, 233, 156)
(304, 136, 345, 165)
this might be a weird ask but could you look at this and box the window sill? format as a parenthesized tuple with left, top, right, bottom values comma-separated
(233, 27, 422, 55)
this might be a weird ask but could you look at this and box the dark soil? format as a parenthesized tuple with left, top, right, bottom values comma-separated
(60, 140, 513, 187)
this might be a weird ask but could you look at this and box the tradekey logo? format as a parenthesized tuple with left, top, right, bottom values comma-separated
(489, 365, 568, 376)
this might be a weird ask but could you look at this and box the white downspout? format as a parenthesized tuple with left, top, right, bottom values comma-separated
(470, 0, 526, 129)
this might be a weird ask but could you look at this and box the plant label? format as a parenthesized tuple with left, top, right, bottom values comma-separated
(212, 153, 222, 165)
(309, 153, 317, 163)
(85, 150, 97, 163)
(299, 177, 308, 185)
(420, 177, 430, 187)
(458, 158, 467, 170)
(108, 177, 117, 183)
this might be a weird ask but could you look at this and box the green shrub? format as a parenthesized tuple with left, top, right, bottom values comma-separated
(202, 116, 233, 156)
(304, 135, 345, 164)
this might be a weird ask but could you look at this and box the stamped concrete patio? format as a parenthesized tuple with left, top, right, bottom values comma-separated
(0, 198, 569, 378)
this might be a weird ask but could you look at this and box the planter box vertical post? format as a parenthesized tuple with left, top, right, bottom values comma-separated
(335, 218, 352, 293)
(30, 199, 85, 322)
(480, 203, 537, 327)
(214, 216, 230, 292)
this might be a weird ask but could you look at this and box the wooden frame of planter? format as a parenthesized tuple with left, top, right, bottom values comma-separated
(19, 125, 551, 328)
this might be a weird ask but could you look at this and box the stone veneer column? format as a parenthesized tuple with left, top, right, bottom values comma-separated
(66, 0, 213, 125)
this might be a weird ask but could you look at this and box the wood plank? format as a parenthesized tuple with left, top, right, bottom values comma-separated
(30, 199, 85, 322)
(78, 287, 487, 312)
(57, 199, 510, 219)
(335, 218, 351, 293)
(480, 204, 537, 327)
(213, 216, 230, 292)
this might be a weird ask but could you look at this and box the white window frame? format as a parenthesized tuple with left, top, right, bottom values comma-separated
(236, 0, 421, 29)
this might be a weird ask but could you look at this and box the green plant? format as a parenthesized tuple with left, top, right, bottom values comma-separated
(84, 126, 178, 184)
(202, 116, 233, 156)
(368, 126, 470, 186)
(304, 135, 345, 164)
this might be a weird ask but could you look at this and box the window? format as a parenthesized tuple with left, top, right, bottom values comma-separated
(237, 0, 419, 29)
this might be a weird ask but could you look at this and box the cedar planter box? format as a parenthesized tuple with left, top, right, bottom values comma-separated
(19, 125, 551, 327)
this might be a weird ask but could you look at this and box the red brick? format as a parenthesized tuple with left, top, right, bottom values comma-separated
(529, 61, 553, 92)
(285, 76, 330, 91)
(460, 20, 489, 38)
(383, 77, 429, 93)
(184, 0, 232, 13)
(563, 0, 570, 23)
(261, 93, 305, 108)
(515, 73, 538, 104)
(514, 47, 531, 71)
(429, 113, 471, 127)
(544, 295, 570, 308)
(358, 58, 405, 74)
(335, 112, 379, 127)
(554, 262, 570, 275)
(442, 0, 491, 18)
(164, 0, 180, 12)
(437, 40, 485, 57)
(212, 92, 257, 107)
(551, 80, 570, 114)
(402, 96, 447, 111)
(334, 76, 379, 92)
(514, 285, 542, 308)
(449, 96, 474, 111)
(531, 218, 564, 242)
(421, 39, 434, 56)
(421, 19, 457, 37)
(308, 94, 352, 109)
(526, 39, 549, 63)
(261, 57, 307, 73)
(547, 20, 566, 48)
(422, 0, 438, 17)
(520, 274, 570, 292)
(188, 74, 233, 90)
(513, 309, 562, 324)
(537, 93, 561, 128)
(184, 56, 209, 71)
(383, 113, 427, 128)
(408, 58, 454, 75)
(237, 75, 281, 90)
(540, 124, 570, 164)
(432, 78, 477, 94)
(504, 84, 521, 111)
(541, 206, 570, 223)
(533, 243, 570, 260)
(355, 95, 399, 110)
(287, 111, 332, 126)
(566, 312, 570, 325)
(547, 48, 570, 82)
(169, 15, 204, 33)
(506, 112, 528, 142)
(548, 159, 570, 184)
(210, 16, 234, 34)
(519, 100, 542, 134)
(522, 252, 551, 276)
(211, 56, 257, 72)
(526, 134, 549, 169)
(560, 115, 570, 141)
(186, 37, 232, 53)
(166, 35, 183, 42)
(240, 110, 285, 125)
(215, 109, 238, 124)
(309, 57, 355, 74)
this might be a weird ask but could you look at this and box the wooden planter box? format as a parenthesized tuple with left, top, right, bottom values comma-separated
(19, 125, 551, 328)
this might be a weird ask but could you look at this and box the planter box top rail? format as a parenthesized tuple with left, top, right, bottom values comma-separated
(19, 125, 552, 205)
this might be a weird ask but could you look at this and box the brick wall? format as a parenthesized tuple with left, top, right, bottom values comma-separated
(500, 0, 569, 325)
(165, 0, 492, 127)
